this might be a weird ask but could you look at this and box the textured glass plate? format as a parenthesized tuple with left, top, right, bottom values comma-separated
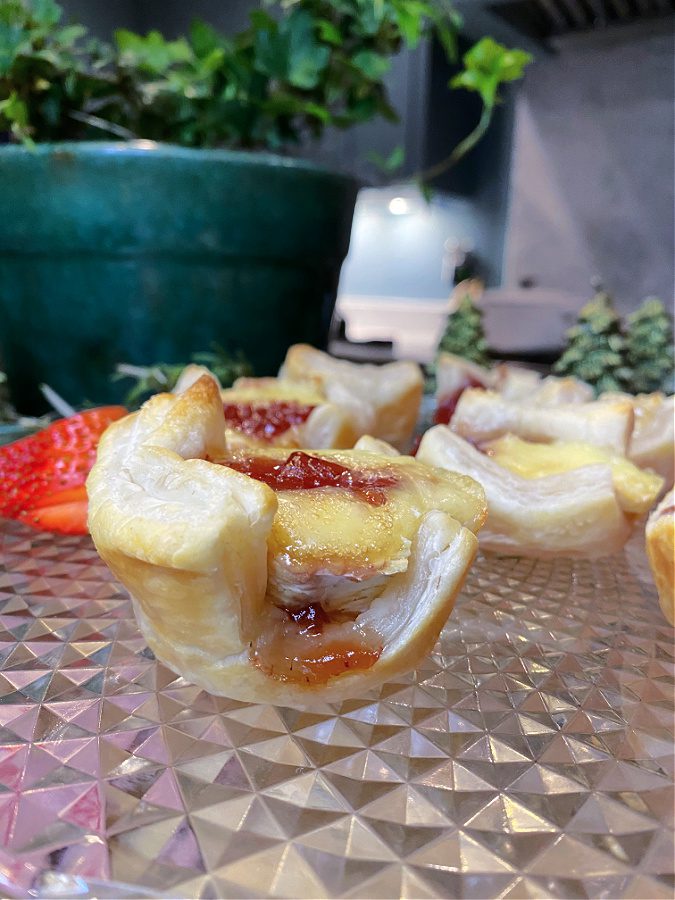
(0, 520, 673, 899)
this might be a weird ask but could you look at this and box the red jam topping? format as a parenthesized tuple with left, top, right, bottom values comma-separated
(252, 602, 382, 685)
(223, 401, 314, 441)
(434, 377, 484, 425)
(221, 451, 397, 506)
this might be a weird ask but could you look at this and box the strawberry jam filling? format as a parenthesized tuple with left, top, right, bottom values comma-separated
(220, 451, 397, 506)
(223, 401, 314, 440)
(252, 602, 382, 685)
(434, 377, 484, 425)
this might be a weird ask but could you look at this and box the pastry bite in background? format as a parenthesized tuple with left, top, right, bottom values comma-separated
(280, 344, 424, 450)
(436, 357, 671, 490)
(451, 388, 634, 454)
(433, 353, 540, 424)
(434, 353, 593, 425)
(418, 426, 662, 559)
(176, 363, 358, 450)
(180, 345, 424, 453)
(434, 353, 495, 424)
(601, 392, 674, 489)
(86, 374, 486, 707)
(221, 377, 357, 451)
(526, 375, 595, 406)
(424, 372, 669, 558)
(646, 489, 674, 625)
(484, 433, 663, 515)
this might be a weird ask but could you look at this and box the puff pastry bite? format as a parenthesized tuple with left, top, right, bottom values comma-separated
(220, 377, 358, 451)
(279, 344, 423, 450)
(434, 354, 540, 422)
(451, 389, 634, 454)
(434, 354, 592, 424)
(528, 375, 594, 406)
(602, 392, 674, 489)
(484, 433, 663, 515)
(174, 363, 358, 452)
(418, 426, 641, 558)
(87, 375, 486, 706)
(646, 490, 674, 625)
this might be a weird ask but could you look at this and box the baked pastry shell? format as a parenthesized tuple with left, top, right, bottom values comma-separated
(87, 375, 484, 707)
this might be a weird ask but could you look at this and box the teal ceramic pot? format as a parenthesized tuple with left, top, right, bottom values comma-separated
(0, 142, 358, 413)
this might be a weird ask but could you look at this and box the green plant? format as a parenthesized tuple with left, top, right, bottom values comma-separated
(625, 297, 674, 395)
(1, 0, 531, 181)
(553, 290, 632, 395)
(114, 347, 252, 408)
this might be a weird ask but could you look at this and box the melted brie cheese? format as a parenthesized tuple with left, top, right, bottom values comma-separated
(223, 448, 486, 610)
(223, 377, 326, 407)
(485, 434, 664, 515)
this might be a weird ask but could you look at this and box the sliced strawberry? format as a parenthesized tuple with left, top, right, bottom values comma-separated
(30, 485, 89, 509)
(21, 497, 89, 536)
(0, 406, 126, 534)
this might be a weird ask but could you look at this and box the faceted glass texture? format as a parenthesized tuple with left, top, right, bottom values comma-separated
(0, 521, 673, 899)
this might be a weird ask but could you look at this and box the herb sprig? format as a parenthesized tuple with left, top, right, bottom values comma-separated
(114, 347, 252, 409)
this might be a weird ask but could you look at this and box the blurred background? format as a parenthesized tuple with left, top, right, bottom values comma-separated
(48, 0, 675, 366)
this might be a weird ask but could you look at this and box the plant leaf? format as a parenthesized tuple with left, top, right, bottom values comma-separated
(352, 50, 390, 79)
(367, 144, 405, 173)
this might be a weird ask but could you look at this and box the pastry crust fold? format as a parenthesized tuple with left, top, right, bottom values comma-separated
(87, 376, 485, 706)
(451, 389, 634, 454)
(602, 392, 674, 489)
(280, 344, 423, 450)
(646, 489, 674, 625)
(418, 426, 633, 559)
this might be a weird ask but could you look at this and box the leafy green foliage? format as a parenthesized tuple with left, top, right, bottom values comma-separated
(0, 0, 111, 143)
(114, 347, 252, 409)
(1, 0, 531, 167)
(437, 284, 490, 367)
(419, 37, 532, 183)
(450, 37, 532, 109)
(625, 297, 674, 395)
(367, 144, 405, 174)
(553, 291, 632, 395)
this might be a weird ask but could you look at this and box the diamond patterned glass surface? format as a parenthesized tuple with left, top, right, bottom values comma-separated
(0, 520, 673, 899)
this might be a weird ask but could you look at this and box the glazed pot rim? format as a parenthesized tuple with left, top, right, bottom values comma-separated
(0, 140, 359, 187)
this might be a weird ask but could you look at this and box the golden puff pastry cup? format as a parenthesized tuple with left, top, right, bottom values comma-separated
(174, 364, 358, 452)
(646, 489, 675, 625)
(417, 426, 662, 559)
(279, 344, 423, 450)
(221, 377, 358, 451)
(87, 375, 486, 707)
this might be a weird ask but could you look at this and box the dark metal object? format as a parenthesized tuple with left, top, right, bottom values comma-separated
(459, 0, 674, 46)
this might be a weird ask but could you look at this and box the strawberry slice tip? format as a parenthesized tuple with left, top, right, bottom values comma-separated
(0, 406, 126, 534)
